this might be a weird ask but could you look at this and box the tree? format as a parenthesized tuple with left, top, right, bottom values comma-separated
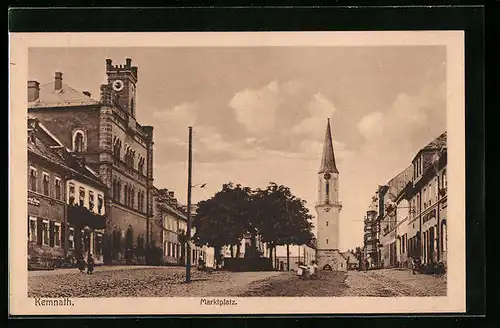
(192, 182, 252, 266)
(252, 183, 315, 270)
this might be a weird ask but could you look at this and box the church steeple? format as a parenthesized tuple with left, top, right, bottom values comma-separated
(318, 118, 339, 174)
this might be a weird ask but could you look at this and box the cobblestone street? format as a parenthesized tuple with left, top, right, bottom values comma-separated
(340, 269, 447, 297)
(28, 266, 446, 298)
(28, 266, 282, 298)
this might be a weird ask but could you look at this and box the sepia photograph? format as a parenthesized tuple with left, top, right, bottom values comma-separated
(9, 31, 465, 315)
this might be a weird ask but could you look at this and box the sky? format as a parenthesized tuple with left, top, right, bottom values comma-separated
(28, 46, 446, 251)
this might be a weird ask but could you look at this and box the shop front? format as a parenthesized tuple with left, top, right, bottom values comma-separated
(66, 204, 106, 264)
(27, 192, 66, 269)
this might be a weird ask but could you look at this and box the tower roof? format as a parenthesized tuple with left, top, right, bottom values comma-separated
(318, 118, 339, 174)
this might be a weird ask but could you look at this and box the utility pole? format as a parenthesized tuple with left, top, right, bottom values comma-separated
(186, 126, 193, 283)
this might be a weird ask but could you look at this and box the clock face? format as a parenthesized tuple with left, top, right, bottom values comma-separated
(112, 79, 125, 92)
(324, 173, 331, 180)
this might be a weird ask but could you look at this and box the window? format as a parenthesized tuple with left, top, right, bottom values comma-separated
(73, 130, 85, 152)
(98, 194, 103, 214)
(131, 188, 135, 208)
(428, 183, 433, 205)
(95, 233, 103, 255)
(41, 220, 49, 246)
(89, 191, 95, 211)
(325, 181, 330, 203)
(423, 187, 427, 209)
(130, 97, 135, 116)
(53, 222, 61, 247)
(55, 177, 62, 200)
(442, 170, 447, 189)
(29, 167, 37, 192)
(79, 187, 85, 206)
(68, 227, 75, 249)
(138, 157, 145, 174)
(441, 222, 447, 252)
(326, 221, 329, 226)
(69, 183, 75, 205)
(326, 239, 329, 244)
(42, 172, 50, 196)
(28, 216, 37, 242)
(167, 242, 171, 257)
(416, 194, 421, 214)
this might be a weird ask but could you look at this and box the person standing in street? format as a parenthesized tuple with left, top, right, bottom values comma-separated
(410, 256, 416, 275)
(87, 254, 95, 274)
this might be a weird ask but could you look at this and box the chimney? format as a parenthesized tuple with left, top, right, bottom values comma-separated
(168, 191, 175, 198)
(54, 72, 63, 91)
(27, 81, 40, 102)
(82, 91, 91, 97)
(126, 58, 132, 68)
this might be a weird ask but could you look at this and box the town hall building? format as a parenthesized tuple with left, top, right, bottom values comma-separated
(28, 58, 154, 264)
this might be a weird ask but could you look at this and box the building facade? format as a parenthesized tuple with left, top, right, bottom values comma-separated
(315, 119, 347, 272)
(27, 118, 107, 268)
(367, 132, 447, 273)
(153, 188, 214, 267)
(28, 58, 154, 264)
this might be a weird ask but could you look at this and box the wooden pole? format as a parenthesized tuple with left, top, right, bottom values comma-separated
(186, 127, 193, 283)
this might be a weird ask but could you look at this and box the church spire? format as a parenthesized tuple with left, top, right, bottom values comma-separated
(318, 118, 339, 174)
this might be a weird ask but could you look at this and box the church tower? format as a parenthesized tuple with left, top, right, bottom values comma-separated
(315, 119, 347, 271)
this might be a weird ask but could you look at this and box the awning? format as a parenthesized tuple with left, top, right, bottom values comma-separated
(67, 205, 106, 230)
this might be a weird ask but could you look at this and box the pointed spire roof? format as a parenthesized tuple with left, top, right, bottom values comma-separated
(319, 118, 339, 174)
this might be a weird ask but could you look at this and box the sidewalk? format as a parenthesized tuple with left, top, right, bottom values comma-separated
(28, 265, 169, 277)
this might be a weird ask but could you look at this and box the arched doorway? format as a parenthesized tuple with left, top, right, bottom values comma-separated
(125, 226, 134, 250)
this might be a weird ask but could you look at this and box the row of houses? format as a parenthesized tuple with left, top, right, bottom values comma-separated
(27, 118, 108, 267)
(363, 132, 447, 273)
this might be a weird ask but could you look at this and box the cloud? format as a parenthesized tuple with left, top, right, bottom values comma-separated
(229, 81, 284, 135)
(153, 101, 198, 128)
(357, 111, 384, 139)
(291, 92, 338, 140)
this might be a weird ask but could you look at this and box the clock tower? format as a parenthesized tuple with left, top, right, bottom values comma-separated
(106, 58, 138, 118)
(315, 118, 347, 271)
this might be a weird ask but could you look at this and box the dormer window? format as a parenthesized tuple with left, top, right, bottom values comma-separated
(73, 130, 86, 153)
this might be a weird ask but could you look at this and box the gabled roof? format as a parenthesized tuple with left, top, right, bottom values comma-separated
(318, 118, 339, 174)
(29, 82, 99, 109)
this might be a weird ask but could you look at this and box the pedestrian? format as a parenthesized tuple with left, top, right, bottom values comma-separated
(309, 260, 318, 279)
(410, 256, 416, 275)
(77, 255, 86, 273)
(87, 254, 95, 275)
(198, 254, 204, 270)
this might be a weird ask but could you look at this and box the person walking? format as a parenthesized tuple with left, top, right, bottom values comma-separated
(410, 256, 416, 275)
(77, 255, 86, 273)
(86, 254, 95, 275)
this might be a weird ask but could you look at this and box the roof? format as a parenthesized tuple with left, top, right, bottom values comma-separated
(412, 131, 447, 162)
(318, 118, 339, 174)
(29, 82, 99, 109)
(424, 131, 447, 150)
(28, 119, 105, 188)
(28, 134, 68, 169)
